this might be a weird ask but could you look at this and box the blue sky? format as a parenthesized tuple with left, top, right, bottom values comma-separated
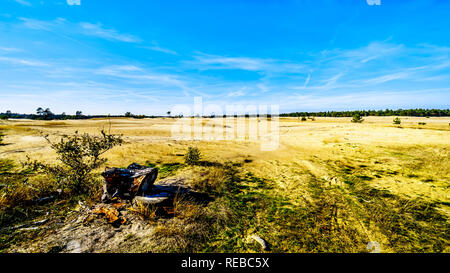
(0, 0, 450, 115)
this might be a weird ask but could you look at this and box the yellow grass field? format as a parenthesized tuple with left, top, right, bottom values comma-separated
(0, 116, 449, 253)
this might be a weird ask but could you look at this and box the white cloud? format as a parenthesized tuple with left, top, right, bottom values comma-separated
(362, 72, 411, 85)
(19, 17, 56, 30)
(79, 22, 141, 43)
(284, 88, 450, 111)
(0, 56, 48, 67)
(227, 88, 246, 97)
(94, 65, 190, 90)
(19, 17, 141, 43)
(14, 0, 31, 6)
(142, 45, 178, 55)
(321, 41, 404, 65)
(96, 65, 142, 75)
(193, 54, 267, 71)
(0, 47, 22, 52)
(188, 53, 308, 80)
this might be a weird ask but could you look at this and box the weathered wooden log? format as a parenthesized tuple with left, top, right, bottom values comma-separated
(101, 163, 158, 202)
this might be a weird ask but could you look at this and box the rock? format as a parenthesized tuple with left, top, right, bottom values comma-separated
(250, 234, 268, 250)
(134, 196, 169, 205)
(66, 240, 82, 253)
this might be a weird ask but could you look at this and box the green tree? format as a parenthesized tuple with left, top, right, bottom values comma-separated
(25, 131, 123, 195)
(43, 108, 53, 120)
(393, 117, 401, 125)
(36, 107, 44, 116)
(351, 114, 364, 123)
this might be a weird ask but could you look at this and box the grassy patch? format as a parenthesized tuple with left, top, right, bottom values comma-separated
(338, 171, 449, 252)
(145, 161, 184, 179)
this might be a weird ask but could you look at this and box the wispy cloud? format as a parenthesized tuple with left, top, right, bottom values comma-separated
(141, 44, 178, 55)
(362, 72, 411, 85)
(284, 88, 450, 111)
(13, 0, 31, 6)
(95, 65, 185, 86)
(227, 88, 246, 97)
(320, 41, 404, 65)
(19, 17, 141, 43)
(191, 54, 269, 71)
(0, 46, 22, 52)
(0, 56, 48, 67)
(79, 22, 141, 43)
(19, 17, 58, 30)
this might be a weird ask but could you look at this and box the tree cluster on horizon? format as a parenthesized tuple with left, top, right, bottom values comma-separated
(280, 108, 450, 118)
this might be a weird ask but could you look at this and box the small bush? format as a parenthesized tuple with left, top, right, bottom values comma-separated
(418, 122, 426, 126)
(301, 116, 307, 121)
(393, 117, 401, 125)
(351, 114, 364, 123)
(24, 130, 123, 195)
(0, 129, 4, 144)
(184, 146, 201, 165)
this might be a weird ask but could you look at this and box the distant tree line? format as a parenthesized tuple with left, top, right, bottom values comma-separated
(0, 108, 90, 120)
(0, 108, 158, 120)
(124, 112, 147, 119)
(280, 109, 450, 118)
(1, 108, 449, 120)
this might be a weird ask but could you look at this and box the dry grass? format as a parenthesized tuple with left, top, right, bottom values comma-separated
(128, 201, 158, 221)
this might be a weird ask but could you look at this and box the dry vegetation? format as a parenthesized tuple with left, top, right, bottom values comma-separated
(0, 116, 449, 253)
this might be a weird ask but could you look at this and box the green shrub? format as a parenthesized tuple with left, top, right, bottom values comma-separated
(351, 114, 364, 123)
(184, 146, 201, 165)
(418, 122, 426, 126)
(0, 129, 4, 144)
(301, 116, 307, 121)
(393, 117, 401, 125)
(24, 130, 123, 195)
